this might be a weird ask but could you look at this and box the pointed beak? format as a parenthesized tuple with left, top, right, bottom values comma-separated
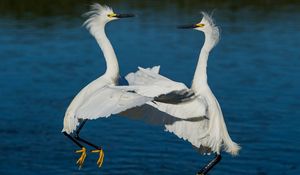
(115, 14, 135, 18)
(177, 24, 198, 29)
(177, 23, 205, 29)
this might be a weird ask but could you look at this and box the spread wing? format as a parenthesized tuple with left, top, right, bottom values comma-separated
(125, 66, 191, 98)
(123, 66, 211, 153)
(63, 85, 152, 134)
(76, 86, 152, 120)
(121, 100, 211, 154)
(125, 66, 207, 118)
(149, 97, 207, 119)
(63, 86, 153, 133)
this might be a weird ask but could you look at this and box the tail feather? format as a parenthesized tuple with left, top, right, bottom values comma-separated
(223, 134, 241, 156)
(62, 111, 79, 134)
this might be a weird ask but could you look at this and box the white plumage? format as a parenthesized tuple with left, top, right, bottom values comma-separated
(62, 4, 193, 135)
(62, 5, 238, 173)
(125, 66, 192, 98)
(63, 3, 239, 157)
(125, 12, 240, 155)
(76, 86, 152, 120)
(126, 67, 207, 119)
(62, 4, 150, 134)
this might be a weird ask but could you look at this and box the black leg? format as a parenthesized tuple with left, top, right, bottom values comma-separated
(62, 119, 87, 148)
(197, 154, 222, 175)
(76, 119, 87, 136)
(63, 131, 83, 148)
(73, 119, 104, 168)
(63, 120, 91, 168)
(74, 120, 101, 150)
(75, 135, 100, 149)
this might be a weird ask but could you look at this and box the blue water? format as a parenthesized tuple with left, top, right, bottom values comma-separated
(1, 2, 300, 175)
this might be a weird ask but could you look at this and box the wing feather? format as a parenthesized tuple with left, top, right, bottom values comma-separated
(76, 86, 152, 120)
(123, 66, 212, 153)
(122, 101, 211, 154)
(125, 66, 189, 98)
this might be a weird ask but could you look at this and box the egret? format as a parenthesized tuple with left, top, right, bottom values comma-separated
(61, 4, 142, 168)
(62, 4, 193, 169)
(125, 12, 240, 175)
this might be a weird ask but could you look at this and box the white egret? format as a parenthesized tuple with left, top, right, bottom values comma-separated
(62, 4, 193, 169)
(125, 12, 240, 175)
(62, 4, 143, 168)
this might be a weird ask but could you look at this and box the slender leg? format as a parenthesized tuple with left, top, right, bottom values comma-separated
(76, 119, 87, 135)
(74, 120, 100, 149)
(63, 131, 83, 148)
(63, 131, 87, 169)
(74, 120, 104, 168)
(197, 154, 222, 175)
(62, 119, 89, 148)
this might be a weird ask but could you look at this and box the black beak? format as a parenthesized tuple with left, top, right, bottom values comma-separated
(115, 14, 135, 18)
(177, 24, 198, 29)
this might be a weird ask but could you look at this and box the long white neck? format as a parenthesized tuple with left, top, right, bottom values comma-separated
(191, 32, 214, 92)
(94, 25, 119, 81)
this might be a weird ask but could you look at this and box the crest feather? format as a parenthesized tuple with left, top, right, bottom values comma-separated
(201, 11, 220, 46)
(82, 3, 114, 36)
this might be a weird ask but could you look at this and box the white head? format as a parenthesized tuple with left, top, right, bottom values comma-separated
(178, 12, 220, 48)
(83, 4, 134, 35)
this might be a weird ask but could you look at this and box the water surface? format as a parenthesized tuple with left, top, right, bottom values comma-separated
(0, 1, 300, 174)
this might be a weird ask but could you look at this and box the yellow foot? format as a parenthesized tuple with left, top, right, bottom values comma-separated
(91, 149, 104, 168)
(75, 147, 87, 169)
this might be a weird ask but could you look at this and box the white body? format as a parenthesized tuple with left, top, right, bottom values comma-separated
(62, 4, 191, 135)
(126, 13, 240, 155)
(62, 4, 152, 134)
(62, 5, 240, 155)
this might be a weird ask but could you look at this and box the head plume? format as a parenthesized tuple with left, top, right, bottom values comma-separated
(200, 12, 220, 47)
(83, 4, 114, 36)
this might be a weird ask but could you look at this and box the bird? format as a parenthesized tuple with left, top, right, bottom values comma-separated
(124, 12, 241, 175)
(61, 4, 194, 169)
(61, 4, 145, 168)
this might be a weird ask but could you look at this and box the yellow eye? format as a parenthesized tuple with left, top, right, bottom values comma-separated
(107, 13, 117, 18)
(196, 23, 205, 27)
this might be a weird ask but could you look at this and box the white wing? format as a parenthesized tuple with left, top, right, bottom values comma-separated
(125, 66, 190, 98)
(149, 97, 207, 119)
(76, 86, 152, 120)
(125, 66, 207, 119)
(123, 66, 211, 153)
(63, 86, 152, 134)
(121, 100, 211, 154)
(164, 120, 211, 154)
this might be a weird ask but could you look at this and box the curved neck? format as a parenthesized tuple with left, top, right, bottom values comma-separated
(94, 25, 119, 81)
(191, 33, 214, 92)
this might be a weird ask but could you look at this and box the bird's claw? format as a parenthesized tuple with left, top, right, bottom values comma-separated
(75, 147, 87, 169)
(91, 148, 104, 167)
